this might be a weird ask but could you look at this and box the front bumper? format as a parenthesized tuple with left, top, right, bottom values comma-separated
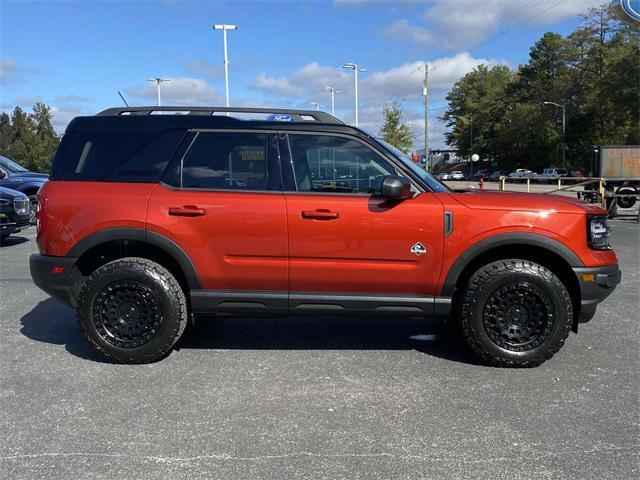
(30, 254, 79, 306)
(573, 264, 621, 323)
(1, 215, 31, 235)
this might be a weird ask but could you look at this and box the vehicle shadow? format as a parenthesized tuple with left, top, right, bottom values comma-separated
(0, 236, 28, 248)
(19, 298, 109, 363)
(19, 298, 482, 366)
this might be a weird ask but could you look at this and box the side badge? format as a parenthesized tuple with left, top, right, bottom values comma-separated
(411, 242, 427, 256)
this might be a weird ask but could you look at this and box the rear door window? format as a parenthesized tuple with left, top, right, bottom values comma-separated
(180, 132, 279, 191)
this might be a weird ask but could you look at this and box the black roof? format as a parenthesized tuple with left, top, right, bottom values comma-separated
(65, 106, 365, 137)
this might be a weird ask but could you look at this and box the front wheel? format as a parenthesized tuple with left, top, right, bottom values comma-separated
(458, 259, 573, 367)
(76, 257, 188, 363)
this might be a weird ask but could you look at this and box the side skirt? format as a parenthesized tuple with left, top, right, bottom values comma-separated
(190, 290, 452, 317)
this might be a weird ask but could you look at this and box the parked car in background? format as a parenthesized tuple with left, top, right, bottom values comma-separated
(540, 168, 568, 183)
(449, 170, 465, 181)
(508, 169, 534, 179)
(0, 155, 48, 209)
(437, 172, 451, 180)
(473, 169, 489, 180)
(0, 186, 31, 241)
(488, 170, 507, 181)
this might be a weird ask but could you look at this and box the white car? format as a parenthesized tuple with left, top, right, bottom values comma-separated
(508, 169, 534, 178)
(449, 171, 465, 181)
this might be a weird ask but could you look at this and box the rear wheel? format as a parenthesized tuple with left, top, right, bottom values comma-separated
(458, 259, 572, 367)
(76, 257, 188, 363)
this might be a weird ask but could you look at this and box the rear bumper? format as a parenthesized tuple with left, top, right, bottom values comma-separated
(573, 264, 621, 323)
(30, 254, 78, 306)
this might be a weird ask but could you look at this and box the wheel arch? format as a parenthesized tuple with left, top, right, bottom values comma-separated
(68, 228, 201, 291)
(442, 233, 583, 329)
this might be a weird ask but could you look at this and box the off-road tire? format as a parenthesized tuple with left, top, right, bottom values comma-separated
(76, 257, 188, 364)
(459, 259, 573, 368)
(616, 186, 637, 210)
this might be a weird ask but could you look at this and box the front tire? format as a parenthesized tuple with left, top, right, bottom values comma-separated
(76, 258, 188, 363)
(459, 259, 572, 367)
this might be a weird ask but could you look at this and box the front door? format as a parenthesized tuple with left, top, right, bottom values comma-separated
(281, 132, 444, 302)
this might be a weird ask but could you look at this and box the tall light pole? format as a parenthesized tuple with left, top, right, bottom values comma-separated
(147, 78, 170, 106)
(543, 101, 566, 168)
(324, 86, 341, 116)
(342, 63, 366, 127)
(213, 24, 238, 111)
(310, 102, 321, 111)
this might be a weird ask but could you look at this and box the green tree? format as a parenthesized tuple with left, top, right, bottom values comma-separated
(379, 99, 415, 154)
(441, 64, 512, 160)
(1, 104, 59, 172)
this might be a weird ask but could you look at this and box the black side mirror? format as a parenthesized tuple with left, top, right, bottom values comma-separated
(380, 175, 412, 200)
(0, 169, 6, 180)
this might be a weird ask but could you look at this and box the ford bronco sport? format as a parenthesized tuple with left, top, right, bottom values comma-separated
(30, 107, 621, 366)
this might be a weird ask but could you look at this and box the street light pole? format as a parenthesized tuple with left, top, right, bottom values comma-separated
(325, 87, 341, 116)
(310, 102, 321, 111)
(543, 101, 566, 168)
(342, 63, 366, 127)
(214, 24, 238, 112)
(147, 78, 170, 106)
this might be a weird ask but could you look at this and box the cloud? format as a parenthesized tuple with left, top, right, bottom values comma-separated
(185, 60, 223, 80)
(50, 105, 90, 133)
(253, 62, 351, 98)
(0, 58, 22, 84)
(54, 94, 94, 104)
(379, 19, 435, 45)
(127, 77, 224, 105)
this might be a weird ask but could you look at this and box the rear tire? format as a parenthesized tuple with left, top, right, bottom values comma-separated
(76, 257, 188, 363)
(458, 259, 572, 367)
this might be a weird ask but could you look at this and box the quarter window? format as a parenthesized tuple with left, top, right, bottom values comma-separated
(288, 134, 395, 194)
(181, 132, 269, 190)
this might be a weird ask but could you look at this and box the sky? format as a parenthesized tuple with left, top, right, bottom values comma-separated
(0, 0, 605, 149)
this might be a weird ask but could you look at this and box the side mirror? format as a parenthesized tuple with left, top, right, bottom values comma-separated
(0, 169, 6, 180)
(380, 175, 412, 200)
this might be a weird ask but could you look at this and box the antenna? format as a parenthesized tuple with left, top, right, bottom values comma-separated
(117, 91, 129, 107)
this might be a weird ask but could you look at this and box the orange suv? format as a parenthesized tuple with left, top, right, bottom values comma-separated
(30, 107, 621, 366)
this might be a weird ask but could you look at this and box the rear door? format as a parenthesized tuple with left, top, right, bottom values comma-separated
(280, 132, 444, 308)
(146, 130, 288, 306)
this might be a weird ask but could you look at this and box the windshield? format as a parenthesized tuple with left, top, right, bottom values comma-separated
(0, 155, 29, 173)
(374, 139, 449, 192)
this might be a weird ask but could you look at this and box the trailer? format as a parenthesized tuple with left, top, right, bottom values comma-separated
(579, 145, 640, 216)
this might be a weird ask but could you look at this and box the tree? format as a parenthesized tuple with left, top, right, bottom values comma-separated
(379, 100, 415, 154)
(0, 104, 59, 172)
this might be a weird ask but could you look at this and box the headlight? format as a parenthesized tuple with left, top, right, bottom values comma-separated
(587, 215, 610, 250)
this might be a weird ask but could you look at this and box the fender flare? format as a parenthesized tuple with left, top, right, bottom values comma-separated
(16, 182, 45, 194)
(440, 232, 584, 297)
(67, 227, 201, 289)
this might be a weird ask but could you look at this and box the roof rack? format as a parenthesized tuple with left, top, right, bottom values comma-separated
(96, 106, 344, 125)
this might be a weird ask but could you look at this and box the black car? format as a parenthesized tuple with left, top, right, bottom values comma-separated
(0, 186, 31, 241)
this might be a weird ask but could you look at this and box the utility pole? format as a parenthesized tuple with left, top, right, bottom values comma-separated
(214, 24, 238, 113)
(423, 62, 429, 171)
(147, 78, 170, 106)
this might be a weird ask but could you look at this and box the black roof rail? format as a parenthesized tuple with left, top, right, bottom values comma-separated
(96, 106, 344, 125)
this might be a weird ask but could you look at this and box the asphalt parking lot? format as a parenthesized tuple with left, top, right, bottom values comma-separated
(1, 218, 638, 480)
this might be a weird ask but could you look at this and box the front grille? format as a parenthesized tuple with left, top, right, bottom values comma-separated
(13, 198, 29, 215)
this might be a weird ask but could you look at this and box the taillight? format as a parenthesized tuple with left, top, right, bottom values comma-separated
(35, 195, 46, 238)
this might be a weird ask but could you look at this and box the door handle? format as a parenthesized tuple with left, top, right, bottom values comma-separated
(168, 205, 207, 217)
(301, 209, 340, 220)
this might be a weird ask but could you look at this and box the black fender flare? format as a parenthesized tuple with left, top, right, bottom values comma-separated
(441, 232, 584, 297)
(67, 227, 201, 289)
